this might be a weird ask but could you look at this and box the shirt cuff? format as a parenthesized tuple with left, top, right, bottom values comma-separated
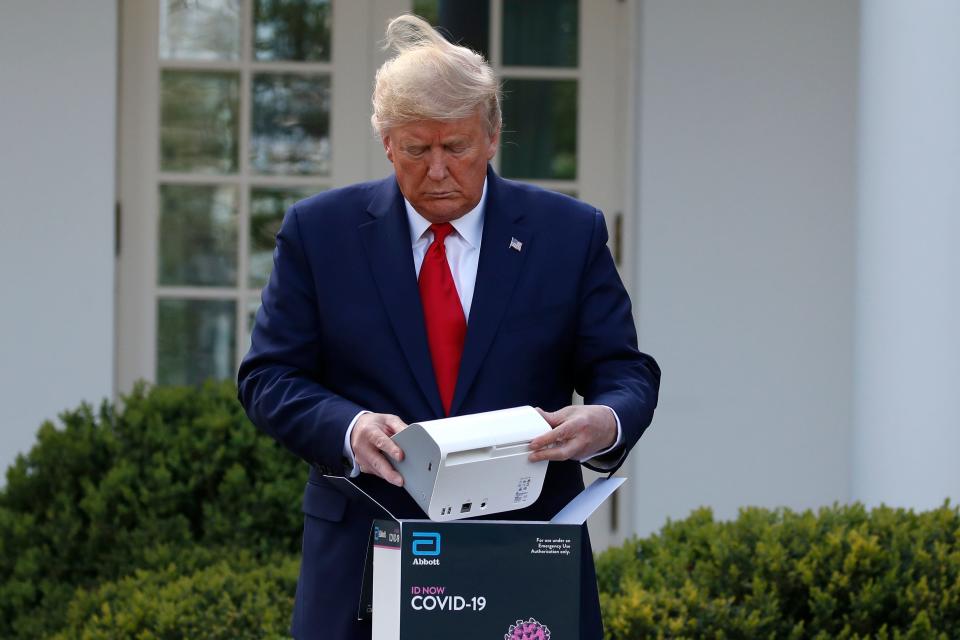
(343, 410, 370, 478)
(577, 405, 623, 466)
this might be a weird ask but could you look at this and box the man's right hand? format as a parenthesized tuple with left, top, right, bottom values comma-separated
(350, 413, 407, 486)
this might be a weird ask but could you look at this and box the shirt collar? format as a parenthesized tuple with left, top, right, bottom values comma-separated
(404, 178, 487, 249)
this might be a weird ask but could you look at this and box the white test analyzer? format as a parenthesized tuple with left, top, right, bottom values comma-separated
(387, 406, 552, 521)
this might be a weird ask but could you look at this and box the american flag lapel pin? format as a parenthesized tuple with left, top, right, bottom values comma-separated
(509, 237, 523, 252)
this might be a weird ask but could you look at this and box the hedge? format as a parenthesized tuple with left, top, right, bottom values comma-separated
(2, 383, 958, 638)
(596, 504, 960, 639)
(0, 382, 307, 638)
(50, 553, 299, 640)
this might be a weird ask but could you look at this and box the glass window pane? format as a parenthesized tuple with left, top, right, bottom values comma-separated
(254, 0, 332, 62)
(159, 184, 238, 287)
(157, 298, 237, 386)
(249, 187, 319, 288)
(251, 74, 331, 175)
(413, 0, 440, 25)
(500, 79, 577, 180)
(161, 71, 240, 173)
(159, 0, 241, 61)
(247, 298, 261, 345)
(414, 0, 490, 61)
(503, 0, 578, 68)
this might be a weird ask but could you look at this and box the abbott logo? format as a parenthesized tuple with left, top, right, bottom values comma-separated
(411, 531, 441, 557)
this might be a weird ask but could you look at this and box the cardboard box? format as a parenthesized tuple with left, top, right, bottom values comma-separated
(334, 476, 625, 639)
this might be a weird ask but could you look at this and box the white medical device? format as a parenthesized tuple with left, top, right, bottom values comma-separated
(388, 406, 552, 521)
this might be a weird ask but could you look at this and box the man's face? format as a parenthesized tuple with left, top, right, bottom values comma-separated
(382, 109, 499, 224)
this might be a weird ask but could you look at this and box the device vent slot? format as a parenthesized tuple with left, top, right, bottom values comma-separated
(489, 443, 531, 458)
(444, 441, 533, 466)
(494, 439, 529, 450)
(444, 446, 492, 466)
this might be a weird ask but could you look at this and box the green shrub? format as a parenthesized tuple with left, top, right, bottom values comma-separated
(5, 384, 960, 638)
(597, 504, 960, 639)
(50, 551, 298, 640)
(0, 382, 307, 638)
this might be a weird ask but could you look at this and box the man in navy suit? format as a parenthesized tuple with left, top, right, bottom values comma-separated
(238, 15, 659, 640)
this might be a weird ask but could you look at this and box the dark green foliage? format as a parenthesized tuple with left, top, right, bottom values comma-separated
(50, 553, 298, 640)
(0, 382, 307, 638)
(4, 383, 959, 638)
(596, 504, 960, 639)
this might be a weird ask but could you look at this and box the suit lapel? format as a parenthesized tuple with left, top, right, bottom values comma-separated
(450, 171, 531, 415)
(360, 179, 444, 418)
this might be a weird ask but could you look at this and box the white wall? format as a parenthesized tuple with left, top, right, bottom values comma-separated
(631, 0, 860, 534)
(854, 0, 960, 510)
(0, 1, 117, 477)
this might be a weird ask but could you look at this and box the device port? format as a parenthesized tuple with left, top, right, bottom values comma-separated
(460, 502, 472, 513)
(480, 501, 487, 510)
(427, 462, 432, 471)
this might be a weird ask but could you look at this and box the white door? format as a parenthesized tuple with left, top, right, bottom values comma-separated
(117, 0, 636, 548)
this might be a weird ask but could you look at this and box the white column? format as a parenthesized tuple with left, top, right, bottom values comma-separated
(854, 0, 960, 509)
(0, 1, 117, 480)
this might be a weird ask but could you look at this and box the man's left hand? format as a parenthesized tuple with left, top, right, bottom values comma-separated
(528, 405, 617, 462)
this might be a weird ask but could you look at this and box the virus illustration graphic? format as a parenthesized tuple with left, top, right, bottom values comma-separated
(504, 617, 551, 640)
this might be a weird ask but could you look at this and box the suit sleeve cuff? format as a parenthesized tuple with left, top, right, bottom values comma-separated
(577, 405, 623, 468)
(343, 410, 369, 478)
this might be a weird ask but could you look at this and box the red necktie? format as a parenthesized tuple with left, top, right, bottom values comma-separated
(419, 223, 466, 415)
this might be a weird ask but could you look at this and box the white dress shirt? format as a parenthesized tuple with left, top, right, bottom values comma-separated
(406, 180, 486, 318)
(342, 179, 621, 476)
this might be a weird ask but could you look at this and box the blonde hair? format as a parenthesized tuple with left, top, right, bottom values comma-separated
(371, 14, 502, 137)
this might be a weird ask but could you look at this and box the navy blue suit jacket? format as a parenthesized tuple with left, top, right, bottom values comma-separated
(238, 167, 660, 639)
